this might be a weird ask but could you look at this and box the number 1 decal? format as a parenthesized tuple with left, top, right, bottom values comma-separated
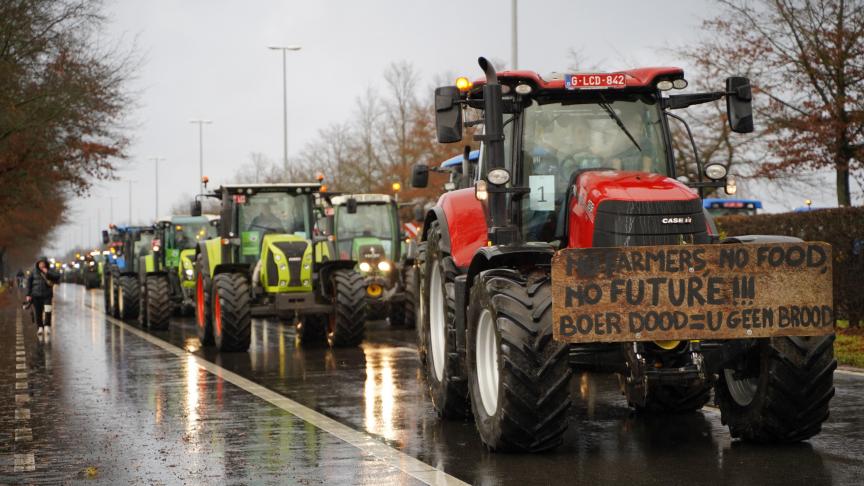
(529, 175, 555, 211)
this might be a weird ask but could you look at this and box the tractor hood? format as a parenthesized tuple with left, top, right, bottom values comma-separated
(568, 170, 707, 249)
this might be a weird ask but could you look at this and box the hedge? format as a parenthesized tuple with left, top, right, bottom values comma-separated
(715, 207, 864, 327)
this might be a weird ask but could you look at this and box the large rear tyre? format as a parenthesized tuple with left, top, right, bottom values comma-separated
(399, 263, 417, 328)
(212, 273, 252, 352)
(716, 336, 836, 443)
(467, 269, 572, 452)
(145, 275, 172, 331)
(329, 269, 367, 347)
(422, 221, 469, 419)
(415, 242, 428, 365)
(195, 256, 214, 346)
(117, 275, 140, 320)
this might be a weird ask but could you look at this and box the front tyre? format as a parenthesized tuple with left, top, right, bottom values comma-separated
(212, 273, 252, 352)
(117, 275, 140, 320)
(329, 269, 367, 347)
(716, 336, 836, 442)
(145, 275, 172, 331)
(467, 269, 572, 452)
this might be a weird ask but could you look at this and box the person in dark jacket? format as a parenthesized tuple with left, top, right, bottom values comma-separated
(25, 257, 60, 334)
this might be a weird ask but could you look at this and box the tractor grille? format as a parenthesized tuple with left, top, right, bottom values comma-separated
(592, 199, 709, 247)
(268, 241, 308, 287)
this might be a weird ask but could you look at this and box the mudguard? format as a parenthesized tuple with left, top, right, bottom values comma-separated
(179, 249, 197, 288)
(423, 188, 488, 269)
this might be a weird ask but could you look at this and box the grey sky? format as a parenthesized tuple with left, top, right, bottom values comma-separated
(48, 0, 852, 254)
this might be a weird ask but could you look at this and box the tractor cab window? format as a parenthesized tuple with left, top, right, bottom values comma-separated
(238, 192, 310, 236)
(133, 233, 154, 259)
(335, 203, 394, 260)
(174, 222, 216, 249)
(519, 96, 667, 241)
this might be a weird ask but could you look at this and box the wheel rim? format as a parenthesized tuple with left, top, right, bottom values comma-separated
(429, 263, 446, 381)
(476, 308, 499, 416)
(724, 368, 758, 406)
(196, 273, 205, 328)
(213, 289, 222, 339)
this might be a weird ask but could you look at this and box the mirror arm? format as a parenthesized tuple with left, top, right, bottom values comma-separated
(665, 111, 707, 197)
(664, 92, 724, 110)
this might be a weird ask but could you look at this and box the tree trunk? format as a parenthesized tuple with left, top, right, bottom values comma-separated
(836, 163, 851, 207)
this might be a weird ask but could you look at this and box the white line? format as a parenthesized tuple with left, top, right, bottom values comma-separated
(14, 453, 35, 472)
(16, 356, 25, 362)
(15, 409, 30, 420)
(15, 394, 30, 404)
(16, 363, 26, 370)
(15, 382, 27, 390)
(15, 372, 27, 379)
(100, 314, 468, 486)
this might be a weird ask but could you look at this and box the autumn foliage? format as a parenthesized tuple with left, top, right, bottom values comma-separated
(0, 0, 132, 273)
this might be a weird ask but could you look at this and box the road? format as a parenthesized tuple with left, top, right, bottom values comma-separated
(2, 284, 863, 484)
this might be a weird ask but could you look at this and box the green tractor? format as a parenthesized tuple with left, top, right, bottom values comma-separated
(130, 216, 218, 330)
(193, 183, 367, 352)
(100, 225, 157, 321)
(329, 194, 416, 327)
(82, 252, 101, 289)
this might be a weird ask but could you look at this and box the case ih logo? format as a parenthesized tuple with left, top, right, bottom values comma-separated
(661, 217, 693, 224)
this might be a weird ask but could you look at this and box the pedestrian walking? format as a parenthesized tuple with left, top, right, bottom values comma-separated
(25, 257, 60, 335)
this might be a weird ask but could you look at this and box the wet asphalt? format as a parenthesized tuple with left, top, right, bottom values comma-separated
(2, 284, 863, 485)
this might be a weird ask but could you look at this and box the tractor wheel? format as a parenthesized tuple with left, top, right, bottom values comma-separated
(145, 275, 172, 331)
(107, 268, 121, 318)
(328, 269, 367, 347)
(415, 242, 428, 366)
(397, 263, 418, 328)
(422, 221, 470, 419)
(466, 269, 573, 452)
(296, 314, 328, 347)
(195, 256, 214, 346)
(103, 270, 112, 314)
(716, 336, 836, 442)
(117, 275, 140, 320)
(212, 273, 252, 352)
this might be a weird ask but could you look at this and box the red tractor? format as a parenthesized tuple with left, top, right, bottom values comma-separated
(412, 58, 836, 452)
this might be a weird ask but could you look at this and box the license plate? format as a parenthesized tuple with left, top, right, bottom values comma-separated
(551, 242, 834, 343)
(564, 73, 626, 90)
(233, 194, 246, 204)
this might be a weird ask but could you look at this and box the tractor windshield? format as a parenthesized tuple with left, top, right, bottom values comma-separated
(173, 222, 216, 249)
(238, 192, 310, 236)
(335, 203, 394, 260)
(519, 95, 668, 241)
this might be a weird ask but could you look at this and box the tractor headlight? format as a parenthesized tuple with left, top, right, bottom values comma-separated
(377, 261, 392, 272)
(487, 168, 510, 185)
(359, 261, 372, 273)
(183, 260, 193, 269)
(185, 269, 194, 278)
(704, 163, 728, 180)
(279, 280, 287, 287)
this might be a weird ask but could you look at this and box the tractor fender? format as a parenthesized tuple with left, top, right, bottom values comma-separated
(450, 244, 558, 357)
(213, 263, 250, 278)
(422, 188, 488, 269)
(196, 239, 223, 277)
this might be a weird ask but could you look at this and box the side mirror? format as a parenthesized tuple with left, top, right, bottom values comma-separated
(101, 230, 109, 245)
(434, 86, 463, 143)
(346, 197, 358, 214)
(726, 77, 753, 134)
(411, 164, 429, 188)
(190, 199, 202, 217)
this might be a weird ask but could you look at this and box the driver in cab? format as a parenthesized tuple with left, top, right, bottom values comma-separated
(248, 205, 285, 233)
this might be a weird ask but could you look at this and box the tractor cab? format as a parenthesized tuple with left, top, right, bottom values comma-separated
(161, 215, 219, 288)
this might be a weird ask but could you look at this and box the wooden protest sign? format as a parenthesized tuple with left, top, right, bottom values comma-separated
(551, 242, 834, 343)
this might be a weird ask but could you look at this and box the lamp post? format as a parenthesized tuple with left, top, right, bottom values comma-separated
(268, 45, 302, 173)
(190, 119, 212, 194)
(127, 180, 137, 225)
(150, 156, 165, 219)
(511, 0, 518, 69)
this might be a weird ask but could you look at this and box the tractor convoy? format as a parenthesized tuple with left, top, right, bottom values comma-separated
(69, 53, 836, 455)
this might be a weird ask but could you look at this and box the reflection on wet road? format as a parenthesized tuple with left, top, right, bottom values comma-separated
(3, 284, 863, 485)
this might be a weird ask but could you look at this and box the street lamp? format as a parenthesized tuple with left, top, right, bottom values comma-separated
(127, 180, 138, 225)
(150, 156, 165, 219)
(511, 0, 518, 69)
(190, 119, 212, 194)
(268, 45, 302, 173)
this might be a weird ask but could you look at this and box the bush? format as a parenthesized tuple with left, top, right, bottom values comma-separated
(716, 208, 864, 327)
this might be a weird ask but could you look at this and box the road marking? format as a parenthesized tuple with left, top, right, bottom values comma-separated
(15, 409, 30, 420)
(100, 313, 469, 486)
(16, 363, 26, 370)
(14, 453, 35, 472)
(15, 382, 27, 390)
(836, 368, 864, 377)
(16, 350, 25, 356)
(14, 428, 32, 442)
(15, 394, 29, 404)
(16, 372, 27, 379)
(16, 356, 25, 362)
